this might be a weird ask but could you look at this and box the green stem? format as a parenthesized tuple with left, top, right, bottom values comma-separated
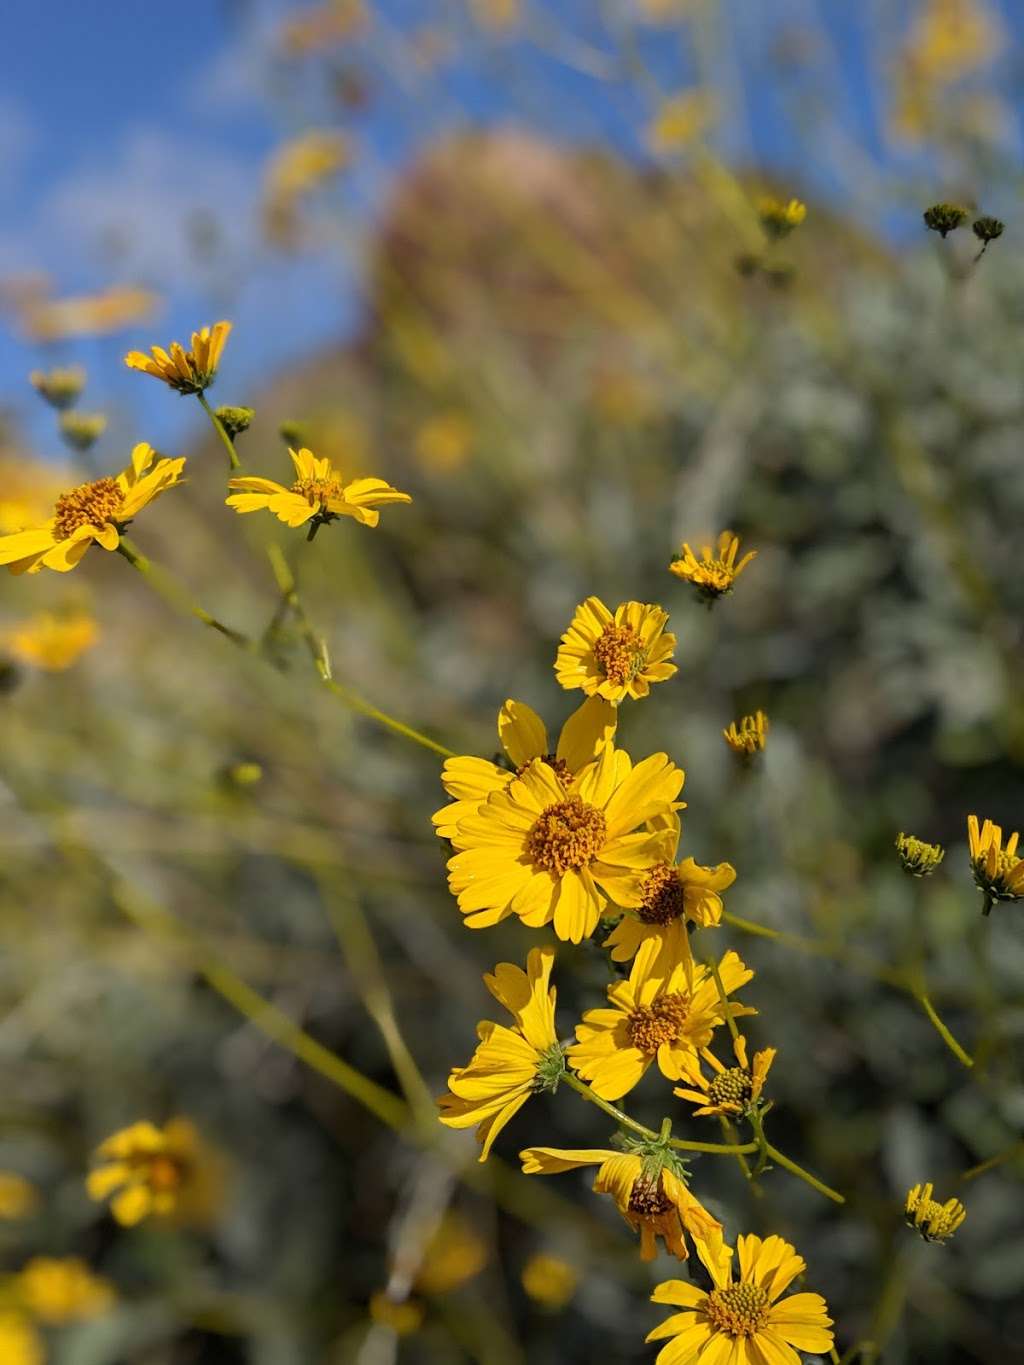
(764, 1142, 845, 1204)
(914, 991, 974, 1068)
(116, 538, 251, 647)
(707, 953, 740, 1044)
(961, 1138, 1024, 1182)
(749, 1108, 770, 1178)
(563, 1071, 660, 1141)
(197, 391, 239, 470)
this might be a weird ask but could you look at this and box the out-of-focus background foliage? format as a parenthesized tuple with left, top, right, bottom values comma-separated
(2, 2, 1024, 1361)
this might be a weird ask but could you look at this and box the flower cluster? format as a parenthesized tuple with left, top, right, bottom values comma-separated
(433, 571, 836, 1361)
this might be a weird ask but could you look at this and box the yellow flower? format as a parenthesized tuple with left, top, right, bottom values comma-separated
(669, 531, 756, 603)
(29, 365, 85, 410)
(568, 939, 754, 1100)
(673, 1032, 776, 1119)
(20, 286, 159, 343)
(124, 321, 231, 394)
(0, 1312, 42, 1365)
(415, 1215, 487, 1295)
(757, 196, 807, 238)
(895, 831, 945, 877)
(521, 1252, 578, 1309)
(0, 444, 184, 576)
(905, 1183, 966, 1244)
(603, 855, 736, 971)
(226, 446, 410, 535)
(438, 947, 562, 1161)
(368, 1290, 424, 1335)
(520, 1148, 724, 1264)
(646, 90, 716, 153)
(648, 1233, 834, 1363)
(445, 743, 684, 943)
(967, 814, 1024, 912)
(87, 1118, 219, 1227)
(15, 1257, 115, 1324)
(414, 411, 474, 473)
(5, 611, 98, 671)
(0, 1173, 37, 1220)
(433, 695, 616, 844)
(723, 710, 769, 761)
(59, 412, 107, 452)
(554, 598, 677, 703)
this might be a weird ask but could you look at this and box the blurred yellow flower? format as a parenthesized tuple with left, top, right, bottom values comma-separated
(414, 411, 474, 473)
(520, 1148, 724, 1264)
(646, 90, 716, 153)
(0, 1173, 37, 1220)
(445, 743, 683, 942)
(0, 1312, 42, 1365)
(967, 813, 1024, 912)
(895, 831, 945, 877)
(15, 1257, 115, 1324)
(368, 1290, 424, 1335)
(673, 1031, 776, 1119)
(648, 1234, 834, 1362)
(20, 287, 159, 343)
(905, 1182, 966, 1244)
(5, 611, 98, 671)
(568, 939, 755, 1100)
(439, 947, 562, 1161)
(554, 598, 677, 704)
(470, 0, 520, 30)
(125, 321, 231, 395)
(415, 1215, 487, 1295)
(521, 1251, 578, 1309)
(0, 444, 185, 576)
(0, 457, 70, 534)
(264, 131, 351, 244)
(87, 1118, 220, 1227)
(891, 0, 1002, 142)
(29, 365, 85, 410)
(603, 856, 735, 970)
(723, 710, 769, 761)
(669, 530, 756, 603)
(757, 196, 807, 238)
(281, 0, 368, 56)
(433, 695, 616, 843)
(58, 412, 107, 453)
(227, 447, 410, 535)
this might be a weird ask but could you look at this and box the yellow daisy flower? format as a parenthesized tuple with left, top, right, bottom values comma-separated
(433, 695, 616, 844)
(723, 710, 769, 761)
(87, 1118, 219, 1227)
(554, 597, 677, 703)
(757, 195, 807, 238)
(967, 813, 1024, 913)
(519, 1147, 724, 1264)
(15, 1257, 115, 1324)
(567, 939, 755, 1100)
(521, 1252, 578, 1309)
(648, 1233, 834, 1364)
(438, 947, 563, 1161)
(124, 321, 231, 394)
(905, 1182, 966, 1244)
(4, 611, 98, 671)
(445, 742, 684, 943)
(0, 1312, 42, 1365)
(603, 854, 736, 971)
(669, 530, 756, 604)
(0, 444, 185, 576)
(226, 446, 410, 537)
(673, 1032, 776, 1119)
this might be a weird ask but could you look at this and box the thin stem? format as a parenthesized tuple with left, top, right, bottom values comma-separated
(748, 1108, 770, 1178)
(718, 1114, 756, 1185)
(913, 991, 974, 1068)
(764, 1142, 845, 1204)
(266, 544, 455, 759)
(563, 1071, 660, 1141)
(197, 391, 239, 469)
(707, 954, 740, 1045)
(961, 1138, 1024, 1182)
(116, 538, 251, 647)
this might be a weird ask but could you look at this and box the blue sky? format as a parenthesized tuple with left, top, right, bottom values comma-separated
(0, 0, 1019, 466)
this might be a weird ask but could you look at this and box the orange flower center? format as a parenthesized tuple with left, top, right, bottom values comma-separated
(516, 754, 572, 785)
(638, 863, 687, 924)
(292, 473, 346, 510)
(627, 1172, 673, 1216)
(525, 796, 607, 876)
(707, 1067, 753, 1109)
(704, 1282, 771, 1336)
(627, 993, 690, 1052)
(593, 623, 646, 685)
(52, 477, 123, 539)
(146, 1156, 184, 1192)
